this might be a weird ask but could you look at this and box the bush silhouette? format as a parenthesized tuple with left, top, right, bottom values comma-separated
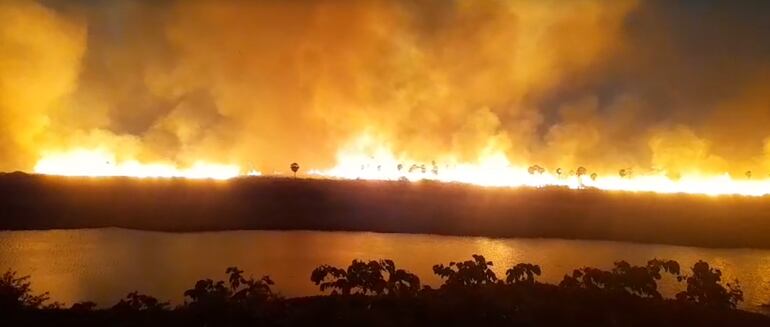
(183, 266, 277, 324)
(311, 259, 420, 296)
(560, 267, 611, 289)
(560, 259, 681, 298)
(613, 259, 681, 298)
(112, 291, 169, 312)
(2, 258, 767, 326)
(69, 301, 97, 312)
(505, 263, 541, 285)
(0, 270, 49, 311)
(676, 260, 743, 309)
(185, 266, 275, 309)
(311, 260, 383, 295)
(184, 279, 230, 311)
(381, 259, 421, 296)
(226, 267, 275, 306)
(433, 255, 497, 289)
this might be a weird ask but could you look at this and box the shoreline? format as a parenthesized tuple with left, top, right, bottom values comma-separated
(3, 226, 768, 251)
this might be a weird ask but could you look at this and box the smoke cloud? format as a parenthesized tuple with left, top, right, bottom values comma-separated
(0, 0, 85, 170)
(2, 0, 770, 177)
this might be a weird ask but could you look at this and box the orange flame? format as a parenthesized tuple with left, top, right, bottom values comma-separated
(33, 146, 770, 197)
(34, 149, 242, 180)
(310, 135, 770, 197)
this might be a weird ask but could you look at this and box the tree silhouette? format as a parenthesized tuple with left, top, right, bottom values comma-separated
(381, 259, 421, 296)
(290, 162, 300, 178)
(310, 260, 382, 295)
(528, 165, 545, 175)
(746, 170, 752, 179)
(1, 258, 766, 326)
(0, 270, 49, 311)
(311, 265, 352, 295)
(344, 260, 386, 295)
(619, 169, 627, 178)
(560, 259, 681, 299)
(184, 266, 275, 313)
(310, 259, 419, 296)
(112, 291, 169, 312)
(676, 261, 743, 309)
(559, 267, 612, 290)
(184, 279, 231, 312)
(576, 166, 587, 177)
(505, 263, 541, 285)
(69, 301, 97, 312)
(612, 259, 681, 298)
(226, 267, 275, 306)
(433, 255, 497, 289)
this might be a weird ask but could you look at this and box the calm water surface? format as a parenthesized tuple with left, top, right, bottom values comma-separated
(1, 228, 769, 311)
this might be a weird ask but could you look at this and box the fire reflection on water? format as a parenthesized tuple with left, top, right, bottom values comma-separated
(1, 229, 769, 312)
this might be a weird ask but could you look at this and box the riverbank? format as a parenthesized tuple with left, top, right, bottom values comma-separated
(1, 173, 769, 248)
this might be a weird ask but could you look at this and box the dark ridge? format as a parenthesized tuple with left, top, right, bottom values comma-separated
(1, 172, 769, 248)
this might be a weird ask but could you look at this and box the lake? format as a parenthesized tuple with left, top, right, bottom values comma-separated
(1, 228, 769, 312)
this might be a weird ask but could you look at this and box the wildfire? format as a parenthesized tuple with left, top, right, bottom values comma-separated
(32, 147, 770, 197)
(34, 149, 242, 180)
(319, 164, 770, 197)
(312, 140, 770, 197)
(318, 159, 770, 197)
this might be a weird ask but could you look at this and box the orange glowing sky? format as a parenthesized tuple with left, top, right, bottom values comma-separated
(2, 0, 770, 195)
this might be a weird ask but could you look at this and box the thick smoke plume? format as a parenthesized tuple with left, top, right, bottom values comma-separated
(2, 0, 770, 177)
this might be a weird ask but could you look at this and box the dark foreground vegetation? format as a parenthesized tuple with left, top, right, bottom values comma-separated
(2, 172, 770, 248)
(3, 256, 769, 326)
